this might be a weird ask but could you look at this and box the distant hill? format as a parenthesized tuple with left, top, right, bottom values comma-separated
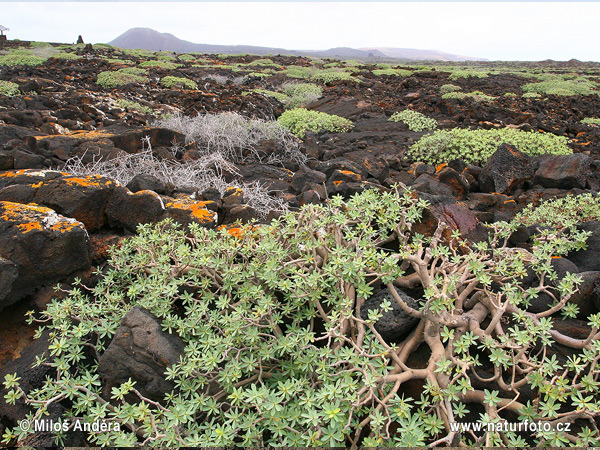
(359, 47, 488, 62)
(108, 28, 486, 61)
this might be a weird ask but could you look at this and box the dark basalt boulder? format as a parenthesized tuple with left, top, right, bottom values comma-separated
(361, 286, 420, 342)
(105, 185, 166, 232)
(0, 202, 91, 310)
(479, 144, 534, 194)
(568, 221, 600, 272)
(97, 307, 185, 403)
(533, 153, 592, 190)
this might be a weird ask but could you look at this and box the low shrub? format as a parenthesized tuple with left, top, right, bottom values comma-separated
(0, 53, 47, 67)
(389, 109, 437, 132)
(160, 76, 198, 89)
(372, 68, 413, 77)
(96, 69, 149, 88)
(439, 84, 461, 94)
(256, 83, 323, 109)
(448, 70, 488, 80)
(408, 127, 571, 165)
(310, 69, 357, 84)
(5, 187, 598, 447)
(581, 117, 600, 125)
(0, 80, 20, 96)
(138, 60, 181, 70)
(50, 52, 82, 60)
(442, 91, 496, 103)
(155, 112, 305, 166)
(512, 193, 600, 230)
(246, 58, 279, 67)
(177, 54, 196, 62)
(523, 92, 542, 99)
(116, 99, 153, 115)
(278, 108, 353, 137)
(522, 79, 596, 96)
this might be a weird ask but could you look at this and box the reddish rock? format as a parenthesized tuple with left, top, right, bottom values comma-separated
(533, 153, 592, 189)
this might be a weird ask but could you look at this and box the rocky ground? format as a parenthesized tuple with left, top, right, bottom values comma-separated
(0, 40, 600, 444)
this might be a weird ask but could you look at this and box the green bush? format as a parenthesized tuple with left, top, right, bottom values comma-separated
(51, 52, 82, 60)
(178, 54, 196, 61)
(512, 193, 600, 230)
(282, 82, 323, 108)
(116, 99, 153, 115)
(408, 128, 571, 165)
(442, 91, 496, 103)
(0, 53, 47, 67)
(284, 65, 316, 79)
(522, 79, 596, 96)
(138, 60, 181, 70)
(278, 108, 353, 137)
(372, 68, 413, 77)
(160, 76, 198, 89)
(0, 81, 20, 96)
(581, 117, 600, 125)
(310, 70, 357, 84)
(246, 58, 279, 67)
(523, 92, 542, 99)
(448, 70, 488, 80)
(439, 84, 461, 94)
(117, 67, 148, 76)
(96, 69, 149, 88)
(389, 110, 437, 132)
(5, 187, 599, 447)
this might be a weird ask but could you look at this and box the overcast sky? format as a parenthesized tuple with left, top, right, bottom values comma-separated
(2, 2, 600, 61)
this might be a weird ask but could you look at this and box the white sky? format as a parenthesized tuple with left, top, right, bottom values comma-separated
(2, 2, 600, 61)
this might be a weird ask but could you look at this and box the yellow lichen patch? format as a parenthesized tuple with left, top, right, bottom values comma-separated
(16, 222, 43, 233)
(30, 182, 44, 189)
(435, 163, 447, 173)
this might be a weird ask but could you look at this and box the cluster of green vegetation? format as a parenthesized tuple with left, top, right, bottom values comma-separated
(448, 70, 489, 81)
(408, 127, 571, 165)
(278, 108, 353, 137)
(0, 80, 20, 96)
(521, 78, 596, 96)
(96, 68, 149, 89)
(284, 66, 358, 85)
(389, 109, 437, 132)
(442, 91, 496, 103)
(372, 68, 413, 77)
(160, 76, 198, 89)
(51, 52, 82, 60)
(177, 54, 196, 62)
(439, 84, 462, 94)
(254, 83, 323, 109)
(523, 92, 542, 99)
(513, 193, 600, 230)
(116, 99, 154, 115)
(4, 186, 600, 447)
(138, 60, 181, 70)
(582, 117, 600, 125)
(0, 50, 47, 67)
(245, 58, 280, 68)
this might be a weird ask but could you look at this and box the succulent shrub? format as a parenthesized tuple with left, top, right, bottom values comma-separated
(522, 79, 596, 96)
(581, 117, 600, 125)
(310, 69, 357, 85)
(96, 69, 149, 89)
(51, 52, 82, 60)
(285, 65, 316, 79)
(278, 108, 353, 137)
(523, 92, 542, 99)
(246, 58, 279, 67)
(448, 70, 488, 80)
(389, 109, 437, 132)
(160, 76, 198, 89)
(177, 54, 196, 62)
(0, 80, 20, 96)
(138, 60, 181, 70)
(0, 52, 47, 67)
(512, 193, 600, 230)
(4, 187, 600, 447)
(439, 84, 461, 94)
(372, 68, 413, 77)
(116, 99, 153, 115)
(282, 82, 323, 108)
(408, 128, 571, 165)
(442, 91, 496, 103)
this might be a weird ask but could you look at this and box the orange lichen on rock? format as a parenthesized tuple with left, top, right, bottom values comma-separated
(16, 222, 43, 233)
(0, 169, 28, 178)
(333, 180, 343, 186)
(166, 198, 216, 223)
(435, 163, 448, 173)
(64, 176, 115, 188)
